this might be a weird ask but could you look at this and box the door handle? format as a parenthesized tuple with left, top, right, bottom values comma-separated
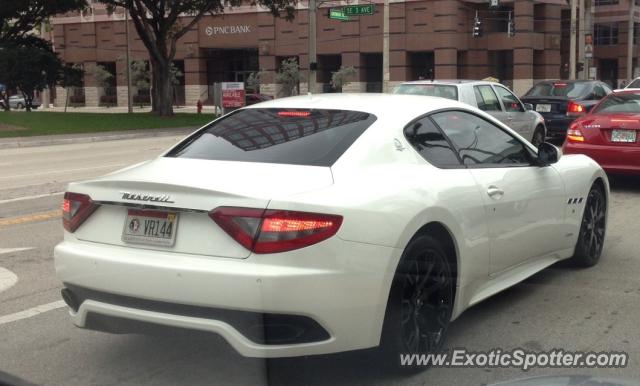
(487, 185, 504, 199)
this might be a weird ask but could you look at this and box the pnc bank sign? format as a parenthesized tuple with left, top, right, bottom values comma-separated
(205, 25, 251, 36)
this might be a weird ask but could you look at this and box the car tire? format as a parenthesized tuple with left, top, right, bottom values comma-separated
(531, 125, 545, 147)
(377, 234, 454, 372)
(570, 184, 606, 267)
(16, 103, 24, 109)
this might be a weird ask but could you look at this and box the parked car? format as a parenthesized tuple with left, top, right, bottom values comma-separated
(521, 80, 612, 139)
(563, 89, 640, 175)
(394, 80, 547, 146)
(55, 94, 608, 364)
(245, 93, 273, 106)
(623, 77, 640, 89)
(5, 95, 41, 110)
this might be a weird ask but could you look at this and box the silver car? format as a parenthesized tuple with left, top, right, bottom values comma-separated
(394, 80, 547, 146)
(1, 95, 41, 109)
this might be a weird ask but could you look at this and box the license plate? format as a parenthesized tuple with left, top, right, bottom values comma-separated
(122, 209, 178, 246)
(535, 104, 551, 113)
(611, 129, 637, 143)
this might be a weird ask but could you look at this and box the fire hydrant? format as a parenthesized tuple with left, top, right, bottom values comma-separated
(196, 99, 203, 114)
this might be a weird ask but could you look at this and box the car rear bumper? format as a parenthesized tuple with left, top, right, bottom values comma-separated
(563, 142, 640, 174)
(54, 238, 400, 357)
(542, 115, 575, 137)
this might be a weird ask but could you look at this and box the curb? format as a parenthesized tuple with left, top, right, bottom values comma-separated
(0, 128, 197, 150)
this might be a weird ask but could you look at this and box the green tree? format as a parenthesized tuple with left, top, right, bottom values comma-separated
(0, 0, 86, 44)
(330, 66, 357, 91)
(99, 0, 295, 116)
(131, 60, 150, 91)
(246, 71, 267, 94)
(91, 64, 114, 90)
(0, 42, 62, 111)
(276, 58, 301, 97)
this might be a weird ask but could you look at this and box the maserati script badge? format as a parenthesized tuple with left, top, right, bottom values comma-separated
(120, 192, 175, 204)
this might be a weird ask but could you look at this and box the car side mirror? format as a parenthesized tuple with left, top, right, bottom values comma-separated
(524, 103, 533, 111)
(536, 142, 561, 166)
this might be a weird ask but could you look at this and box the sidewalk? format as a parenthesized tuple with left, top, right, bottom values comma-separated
(34, 105, 221, 114)
(0, 127, 197, 150)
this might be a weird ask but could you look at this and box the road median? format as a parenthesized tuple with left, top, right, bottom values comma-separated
(0, 127, 197, 149)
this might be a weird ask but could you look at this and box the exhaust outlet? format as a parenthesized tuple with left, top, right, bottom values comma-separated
(61, 288, 79, 312)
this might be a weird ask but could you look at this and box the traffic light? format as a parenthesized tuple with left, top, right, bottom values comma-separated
(473, 14, 483, 38)
(577, 62, 584, 73)
(508, 12, 515, 37)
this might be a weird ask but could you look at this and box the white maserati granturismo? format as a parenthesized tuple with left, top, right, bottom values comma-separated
(54, 94, 608, 363)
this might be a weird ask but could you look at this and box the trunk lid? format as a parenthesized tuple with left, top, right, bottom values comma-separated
(581, 114, 640, 146)
(69, 157, 334, 258)
(520, 96, 570, 115)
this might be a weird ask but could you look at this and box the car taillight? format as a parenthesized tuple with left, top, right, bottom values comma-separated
(209, 207, 343, 254)
(62, 192, 99, 232)
(567, 101, 586, 116)
(566, 122, 585, 142)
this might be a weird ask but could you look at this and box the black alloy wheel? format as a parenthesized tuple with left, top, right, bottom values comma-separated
(380, 235, 454, 370)
(571, 184, 606, 267)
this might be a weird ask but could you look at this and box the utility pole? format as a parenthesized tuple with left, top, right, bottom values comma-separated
(570, 0, 578, 79)
(40, 23, 49, 110)
(382, 0, 390, 93)
(585, 0, 594, 79)
(308, 0, 317, 94)
(627, 0, 635, 81)
(578, 0, 586, 79)
(125, 9, 133, 113)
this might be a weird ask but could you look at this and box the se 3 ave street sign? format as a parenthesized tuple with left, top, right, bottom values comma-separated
(328, 4, 375, 20)
(343, 4, 375, 16)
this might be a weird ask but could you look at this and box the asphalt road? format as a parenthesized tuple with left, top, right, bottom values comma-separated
(1, 137, 640, 386)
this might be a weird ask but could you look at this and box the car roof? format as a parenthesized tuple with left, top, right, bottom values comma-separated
(613, 88, 640, 94)
(399, 79, 488, 86)
(245, 93, 472, 117)
(535, 80, 598, 84)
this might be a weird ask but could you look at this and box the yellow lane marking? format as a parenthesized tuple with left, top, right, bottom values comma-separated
(0, 210, 61, 228)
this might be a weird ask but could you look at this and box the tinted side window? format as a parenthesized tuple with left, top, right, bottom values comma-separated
(494, 86, 525, 112)
(166, 108, 377, 166)
(473, 85, 502, 112)
(431, 111, 532, 167)
(593, 85, 606, 99)
(629, 79, 640, 88)
(404, 117, 462, 168)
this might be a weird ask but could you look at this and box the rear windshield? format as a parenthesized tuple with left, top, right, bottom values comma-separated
(393, 84, 459, 100)
(592, 93, 640, 113)
(525, 82, 590, 98)
(165, 108, 377, 166)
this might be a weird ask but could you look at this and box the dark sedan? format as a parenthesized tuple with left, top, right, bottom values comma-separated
(521, 80, 612, 139)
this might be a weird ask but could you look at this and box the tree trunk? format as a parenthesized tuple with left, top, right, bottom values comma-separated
(150, 58, 173, 116)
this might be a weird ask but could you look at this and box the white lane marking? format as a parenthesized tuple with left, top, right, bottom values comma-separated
(0, 267, 18, 293)
(0, 248, 35, 293)
(0, 192, 63, 204)
(0, 300, 66, 325)
(0, 163, 128, 180)
(0, 247, 35, 254)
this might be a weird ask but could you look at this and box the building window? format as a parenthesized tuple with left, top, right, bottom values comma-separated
(594, 0, 618, 5)
(594, 23, 618, 45)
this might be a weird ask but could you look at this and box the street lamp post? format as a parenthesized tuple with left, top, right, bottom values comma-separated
(308, 0, 317, 94)
(125, 9, 133, 113)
